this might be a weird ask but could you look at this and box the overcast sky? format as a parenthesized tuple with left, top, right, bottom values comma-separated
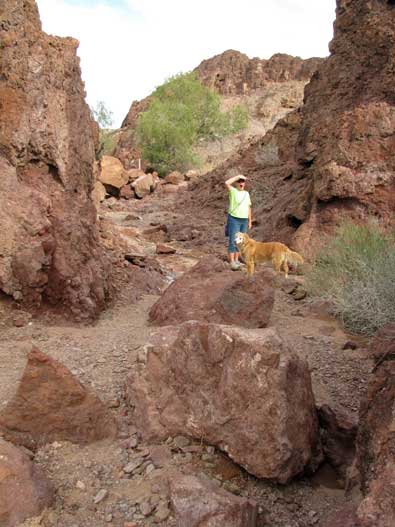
(36, 0, 336, 127)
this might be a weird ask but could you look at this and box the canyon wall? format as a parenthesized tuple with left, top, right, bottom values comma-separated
(0, 0, 111, 319)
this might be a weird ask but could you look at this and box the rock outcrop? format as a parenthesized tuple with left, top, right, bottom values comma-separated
(0, 439, 54, 527)
(170, 474, 258, 527)
(353, 326, 395, 526)
(0, 347, 117, 450)
(126, 321, 322, 483)
(0, 0, 110, 319)
(149, 257, 274, 329)
(290, 0, 395, 253)
(195, 50, 323, 95)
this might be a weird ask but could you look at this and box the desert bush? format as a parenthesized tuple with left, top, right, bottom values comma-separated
(136, 72, 248, 176)
(306, 221, 395, 335)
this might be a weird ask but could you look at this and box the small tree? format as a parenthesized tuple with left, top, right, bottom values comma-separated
(136, 72, 248, 176)
(91, 101, 116, 157)
(91, 100, 114, 129)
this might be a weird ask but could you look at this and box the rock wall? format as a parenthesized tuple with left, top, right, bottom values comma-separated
(291, 0, 395, 253)
(0, 0, 111, 319)
(195, 50, 323, 96)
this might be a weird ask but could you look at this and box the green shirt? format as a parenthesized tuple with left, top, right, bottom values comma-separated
(228, 187, 251, 219)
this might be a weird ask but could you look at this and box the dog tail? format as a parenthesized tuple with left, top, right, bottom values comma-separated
(285, 249, 304, 267)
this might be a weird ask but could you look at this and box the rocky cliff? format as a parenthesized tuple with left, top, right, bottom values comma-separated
(291, 0, 395, 252)
(0, 0, 111, 320)
(195, 50, 323, 96)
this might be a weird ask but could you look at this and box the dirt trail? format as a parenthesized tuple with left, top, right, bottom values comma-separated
(0, 187, 373, 527)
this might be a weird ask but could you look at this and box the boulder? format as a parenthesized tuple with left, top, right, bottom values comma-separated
(119, 184, 135, 200)
(164, 171, 184, 185)
(132, 173, 156, 198)
(91, 180, 107, 209)
(98, 155, 128, 190)
(126, 168, 146, 181)
(149, 256, 274, 329)
(0, 347, 117, 450)
(170, 473, 257, 527)
(162, 182, 188, 193)
(126, 321, 322, 483)
(0, 439, 54, 527)
(156, 243, 176, 254)
(0, 0, 111, 320)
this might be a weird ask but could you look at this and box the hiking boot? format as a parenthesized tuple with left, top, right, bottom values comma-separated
(230, 261, 241, 271)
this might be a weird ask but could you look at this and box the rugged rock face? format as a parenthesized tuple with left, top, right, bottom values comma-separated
(195, 50, 323, 95)
(291, 0, 395, 252)
(170, 473, 258, 527)
(0, 438, 54, 527)
(353, 326, 395, 527)
(126, 321, 322, 483)
(317, 404, 358, 480)
(0, 0, 111, 319)
(0, 347, 117, 450)
(149, 256, 275, 329)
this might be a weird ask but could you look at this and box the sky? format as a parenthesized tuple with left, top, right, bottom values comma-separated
(36, 0, 336, 128)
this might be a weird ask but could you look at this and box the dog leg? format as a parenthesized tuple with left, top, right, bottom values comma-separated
(273, 256, 282, 276)
(283, 260, 289, 279)
(247, 261, 255, 277)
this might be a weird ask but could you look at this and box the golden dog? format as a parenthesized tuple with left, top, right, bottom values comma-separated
(235, 232, 304, 278)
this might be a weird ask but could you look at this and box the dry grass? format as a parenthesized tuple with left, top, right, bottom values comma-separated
(306, 221, 395, 335)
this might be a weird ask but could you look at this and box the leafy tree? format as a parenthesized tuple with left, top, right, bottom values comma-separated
(136, 72, 248, 176)
(91, 100, 114, 129)
(90, 101, 116, 158)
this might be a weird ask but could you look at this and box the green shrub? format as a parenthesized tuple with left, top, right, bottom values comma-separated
(306, 221, 395, 335)
(98, 129, 117, 157)
(136, 72, 248, 176)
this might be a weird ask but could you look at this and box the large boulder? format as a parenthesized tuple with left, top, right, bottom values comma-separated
(98, 155, 128, 191)
(0, 439, 54, 527)
(170, 474, 257, 527)
(126, 321, 322, 483)
(149, 257, 275, 329)
(0, 347, 117, 450)
(0, 0, 111, 320)
(132, 172, 156, 198)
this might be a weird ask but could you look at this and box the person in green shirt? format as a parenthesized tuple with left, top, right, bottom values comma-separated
(225, 174, 252, 270)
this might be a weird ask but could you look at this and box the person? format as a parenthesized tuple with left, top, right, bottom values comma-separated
(224, 174, 252, 270)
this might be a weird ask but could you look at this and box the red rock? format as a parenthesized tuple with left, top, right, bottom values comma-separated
(119, 184, 135, 200)
(0, 438, 54, 527)
(149, 256, 274, 329)
(353, 330, 395, 527)
(0, 347, 117, 450)
(164, 171, 184, 185)
(126, 321, 322, 483)
(170, 473, 257, 526)
(155, 243, 176, 254)
(195, 50, 323, 96)
(0, 0, 111, 320)
(317, 404, 357, 480)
